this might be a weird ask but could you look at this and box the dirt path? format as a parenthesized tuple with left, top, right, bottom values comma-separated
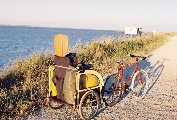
(29, 36, 177, 120)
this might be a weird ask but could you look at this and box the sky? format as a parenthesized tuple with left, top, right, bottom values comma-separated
(0, 0, 176, 32)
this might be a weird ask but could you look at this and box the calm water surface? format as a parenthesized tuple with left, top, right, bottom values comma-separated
(0, 25, 124, 68)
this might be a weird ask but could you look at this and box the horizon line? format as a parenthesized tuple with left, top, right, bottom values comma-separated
(0, 24, 124, 32)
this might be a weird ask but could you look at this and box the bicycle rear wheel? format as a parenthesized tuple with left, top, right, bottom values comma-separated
(130, 70, 148, 97)
(104, 74, 122, 107)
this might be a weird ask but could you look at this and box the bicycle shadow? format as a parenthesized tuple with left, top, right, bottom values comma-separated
(143, 58, 168, 95)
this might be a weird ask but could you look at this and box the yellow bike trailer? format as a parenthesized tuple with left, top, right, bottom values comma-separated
(46, 34, 105, 120)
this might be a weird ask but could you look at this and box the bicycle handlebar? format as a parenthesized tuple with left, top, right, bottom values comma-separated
(116, 54, 146, 66)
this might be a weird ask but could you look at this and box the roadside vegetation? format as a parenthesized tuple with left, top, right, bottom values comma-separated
(78, 33, 176, 74)
(0, 32, 176, 118)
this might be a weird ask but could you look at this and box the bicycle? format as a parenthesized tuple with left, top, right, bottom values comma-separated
(104, 54, 149, 107)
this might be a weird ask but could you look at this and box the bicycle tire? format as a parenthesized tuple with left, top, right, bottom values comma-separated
(104, 74, 122, 107)
(79, 90, 100, 120)
(130, 70, 148, 97)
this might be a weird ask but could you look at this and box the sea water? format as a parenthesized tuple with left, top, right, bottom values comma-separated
(0, 25, 124, 68)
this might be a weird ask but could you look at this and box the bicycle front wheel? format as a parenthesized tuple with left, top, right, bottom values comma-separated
(104, 74, 122, 107)
(130, 70, 148, 97)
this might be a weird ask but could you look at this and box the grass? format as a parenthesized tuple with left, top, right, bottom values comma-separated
(0, 32, 176, 118)
(0, 54, 53, 118)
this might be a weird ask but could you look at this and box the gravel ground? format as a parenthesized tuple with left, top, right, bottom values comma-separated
(28, 36, 177, 120)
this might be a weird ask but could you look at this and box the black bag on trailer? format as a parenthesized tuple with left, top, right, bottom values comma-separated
(65, 53, 78, 67)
